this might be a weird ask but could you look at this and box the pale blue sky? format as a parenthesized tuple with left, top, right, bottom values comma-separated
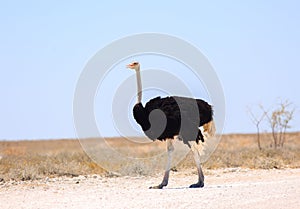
(0, 1, 299, 139)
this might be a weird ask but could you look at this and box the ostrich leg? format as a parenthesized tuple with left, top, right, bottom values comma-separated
(190, 142, 205, 188)
(149, 139, 174, 189)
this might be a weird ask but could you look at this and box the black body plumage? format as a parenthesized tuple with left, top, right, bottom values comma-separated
(133, 96, 213, 143)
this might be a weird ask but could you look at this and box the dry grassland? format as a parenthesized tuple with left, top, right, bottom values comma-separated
(0, 133, 299, 181)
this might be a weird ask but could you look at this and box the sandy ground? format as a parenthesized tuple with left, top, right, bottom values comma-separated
(0, 168, 299, 209)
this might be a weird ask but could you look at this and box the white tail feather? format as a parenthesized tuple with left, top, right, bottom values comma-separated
(203, 120, 216, 138)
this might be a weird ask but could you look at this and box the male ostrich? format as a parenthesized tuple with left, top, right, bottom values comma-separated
(127, 61, 215, 189)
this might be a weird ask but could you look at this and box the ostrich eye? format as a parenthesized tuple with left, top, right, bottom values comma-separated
(133, 62, 138, 65)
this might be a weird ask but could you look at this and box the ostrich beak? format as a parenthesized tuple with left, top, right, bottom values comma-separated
(126, 64, 134, 69)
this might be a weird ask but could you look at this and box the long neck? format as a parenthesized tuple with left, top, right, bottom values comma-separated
(135, 67, 142, 103)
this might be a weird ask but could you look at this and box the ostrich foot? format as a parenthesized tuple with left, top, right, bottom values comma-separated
(189, 182, 204, 188)
(149, 184, 164, 189)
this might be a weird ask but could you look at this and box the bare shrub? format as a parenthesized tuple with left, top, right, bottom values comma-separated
(247, 105, 266, 150)
(261, 100, 295, 148)
(248, 99, 295, 149)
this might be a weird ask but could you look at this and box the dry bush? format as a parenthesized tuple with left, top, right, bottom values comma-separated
(249, 100, 295, 149)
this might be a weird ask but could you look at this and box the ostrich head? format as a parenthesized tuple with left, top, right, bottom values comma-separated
(126, 61, 140, 71)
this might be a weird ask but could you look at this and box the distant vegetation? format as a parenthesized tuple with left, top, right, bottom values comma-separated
(248, 99, 295, 149)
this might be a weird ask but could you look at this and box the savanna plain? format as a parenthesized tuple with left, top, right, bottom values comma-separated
(0, 133, 299, 209)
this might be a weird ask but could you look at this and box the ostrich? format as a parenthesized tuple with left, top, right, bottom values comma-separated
(127, 61, 215, 189)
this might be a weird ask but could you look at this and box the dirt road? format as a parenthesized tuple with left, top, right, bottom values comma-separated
(1, 168, 299, 209)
